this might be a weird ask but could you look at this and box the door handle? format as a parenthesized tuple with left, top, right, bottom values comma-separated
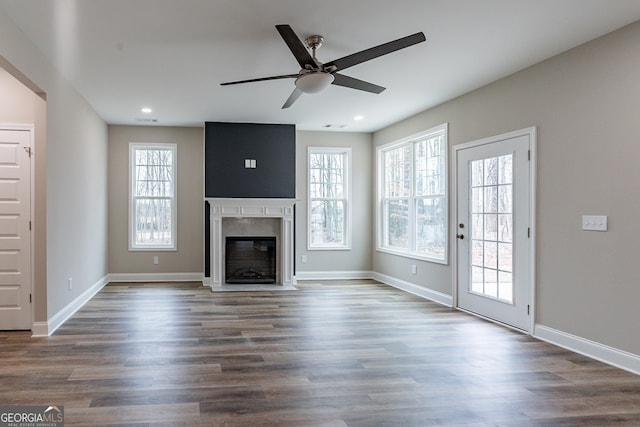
(456, 234, 464, 240)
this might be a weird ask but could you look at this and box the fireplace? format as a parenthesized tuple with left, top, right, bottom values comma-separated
(225, 237, 276, 284)
(205, 198, 296, 287)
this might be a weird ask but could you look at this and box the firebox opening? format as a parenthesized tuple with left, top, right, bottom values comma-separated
(225, 237, 276, 284)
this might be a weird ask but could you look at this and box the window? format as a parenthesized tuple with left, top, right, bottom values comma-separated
(377, 123, 448, 263)
(308, 147, 351, 249)
(129, 143, 177, 250)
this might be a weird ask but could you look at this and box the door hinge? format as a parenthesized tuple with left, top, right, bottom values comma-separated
(527, 227, 530, 238)
(528, 149, 531, 161)
(29, 221, 32, 231)
(30, 293, 32, 303)
(527, 304, 530, 315)
(24, 147, 32, 157)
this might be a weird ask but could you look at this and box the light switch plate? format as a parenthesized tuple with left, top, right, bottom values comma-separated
(582, 215, 607, 231)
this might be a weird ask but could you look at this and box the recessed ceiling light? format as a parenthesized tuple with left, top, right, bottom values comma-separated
(353, 115, 364, 121)
(141, 107, 152, 114)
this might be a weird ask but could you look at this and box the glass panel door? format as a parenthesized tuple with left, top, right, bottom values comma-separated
(456, 131, 532, 331)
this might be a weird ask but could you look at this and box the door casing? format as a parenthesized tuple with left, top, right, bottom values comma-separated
(0, 124, 34, 331)
(452, 127, 537, 333)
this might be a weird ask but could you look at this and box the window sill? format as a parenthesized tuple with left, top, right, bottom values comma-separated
(376, 246, 447, 265)
(129, 247, 177, 252)
(307, 245, 351, 251)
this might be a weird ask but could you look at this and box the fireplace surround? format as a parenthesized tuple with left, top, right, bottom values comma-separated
(205, 198, 296, 287)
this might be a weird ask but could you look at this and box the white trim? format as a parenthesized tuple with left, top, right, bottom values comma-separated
(307, 147, 351, 250)
(107, 272, 204, 283)
(32, 275, 109, 337)
(451, 126, 537, 333)
(375, 123, 449, 264)
(371, 272, 453, 307)
(534, 324, 640, 376)
(31, 322, 48, 337)
(296, 270, 373, 281)
(0, 124, 35, 331)
(129, 142, 178, 251)
(205, 198, 296, 287)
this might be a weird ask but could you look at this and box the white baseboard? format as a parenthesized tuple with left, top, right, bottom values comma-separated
(371, 272, 453, 307)
(31, 322, 49, 337)
(107, 272, 204, 283)
(295, 270, 373, 281)
(32, 274, 109, 337)
(534, 324, 640, 376)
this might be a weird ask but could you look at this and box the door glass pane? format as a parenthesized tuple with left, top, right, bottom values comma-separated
(469, 155, 514, 303)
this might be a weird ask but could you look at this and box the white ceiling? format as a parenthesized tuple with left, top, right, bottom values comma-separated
(2, 0, 640, 132)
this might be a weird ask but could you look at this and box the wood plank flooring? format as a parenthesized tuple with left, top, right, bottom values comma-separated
(1, 280, 640, 426)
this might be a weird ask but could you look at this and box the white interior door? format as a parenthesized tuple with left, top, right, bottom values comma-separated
(0, 128, 32, 330)
(456, 130, 532, 331)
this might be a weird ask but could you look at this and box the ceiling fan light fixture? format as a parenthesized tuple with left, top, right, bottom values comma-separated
(295, 72, 334, 94)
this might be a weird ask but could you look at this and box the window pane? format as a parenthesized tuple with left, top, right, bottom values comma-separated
(498, 184, 512, 213)
(384, 145, 411, 197)
(131, 144, 175, 249)
(135, 148, 174, 197)
(471, 160, 483, 187)
(309, 152, 344, 198)
(498, 155, 512, 185)
(309, 149, 349, 248)
(415, 134, 444, 196)
(379, 125, 447, 262)
(310, 200, 345, 246)
(484, 157, 498, 185)
(135, 198, 173, 246)
(384, 199, 409, 249)
(416, 196, 446, 257)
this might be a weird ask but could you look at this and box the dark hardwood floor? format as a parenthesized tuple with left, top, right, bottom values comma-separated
(1, 280, 639, 426)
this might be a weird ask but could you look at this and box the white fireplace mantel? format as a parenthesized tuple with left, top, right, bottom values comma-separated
(205, 198, 296, 287)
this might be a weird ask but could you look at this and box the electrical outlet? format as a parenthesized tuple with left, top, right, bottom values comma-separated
(153, 256, 159, 265)
(301, 255, 307, 263)
(68, 277, 72, 291)
(411, 264, 417, 275)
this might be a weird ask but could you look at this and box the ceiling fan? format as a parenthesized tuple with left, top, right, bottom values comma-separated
(220, 25, 426, 109)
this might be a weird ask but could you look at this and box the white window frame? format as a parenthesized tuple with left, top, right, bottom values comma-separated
(129, 142, 177, 251)
(307, 147, 351, 250)
(376, 123, 448, 264)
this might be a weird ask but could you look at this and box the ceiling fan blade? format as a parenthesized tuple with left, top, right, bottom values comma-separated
(276, 24, 317, 69)
(282, 87, 303, 109)
(332, 73, 386, 94)
(325, 32, 426, 72)
(221, 74, 298, 86)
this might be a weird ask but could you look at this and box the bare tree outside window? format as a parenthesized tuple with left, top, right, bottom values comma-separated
(308, 148, 349, 249)
(379, 124, 448, 263)
(130, 143, 176, 249)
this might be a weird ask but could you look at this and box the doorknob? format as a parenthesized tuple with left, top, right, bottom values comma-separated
(456, 234, 464, 240)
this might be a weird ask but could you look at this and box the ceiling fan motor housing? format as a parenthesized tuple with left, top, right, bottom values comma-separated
(295, 72, 335, 93)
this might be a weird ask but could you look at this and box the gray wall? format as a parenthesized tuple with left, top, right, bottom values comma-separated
(0, 9, 108, 322)
(374, 21, 640, 355)
(108, 125, 204, 275)
(295, 131, 373, 274)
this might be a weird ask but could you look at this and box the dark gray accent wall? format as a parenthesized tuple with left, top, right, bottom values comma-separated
(205, 122, 296, 198)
